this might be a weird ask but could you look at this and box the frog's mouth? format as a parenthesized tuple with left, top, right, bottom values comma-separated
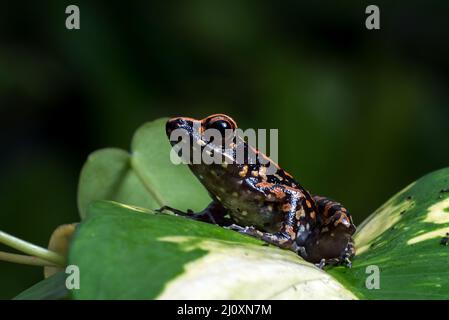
(166, 117, 205, 165)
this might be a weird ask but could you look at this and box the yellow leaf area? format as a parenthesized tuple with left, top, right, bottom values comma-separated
(329, 168, 449, 299)
(156, 236, 356, 300)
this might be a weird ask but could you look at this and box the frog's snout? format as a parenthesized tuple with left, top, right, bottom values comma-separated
(166, 117, 185, 136)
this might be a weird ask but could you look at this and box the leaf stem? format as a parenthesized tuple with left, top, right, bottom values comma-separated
(130, 156, 165, 207)
(0, 251, 58, 267)
(0, 231, 65, 266)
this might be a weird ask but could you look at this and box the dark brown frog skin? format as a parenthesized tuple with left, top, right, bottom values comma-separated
(161, 114, 356, 267)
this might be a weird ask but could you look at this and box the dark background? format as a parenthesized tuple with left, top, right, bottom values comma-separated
(1, 1, 448, 299)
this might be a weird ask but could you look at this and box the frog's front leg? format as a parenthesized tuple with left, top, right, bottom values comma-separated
(157, 201, 234, 226)
(227, 193, 316, 253)
(227, 224, 296, 250)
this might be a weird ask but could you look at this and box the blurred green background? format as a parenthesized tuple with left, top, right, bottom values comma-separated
(1, 0, 449, 298)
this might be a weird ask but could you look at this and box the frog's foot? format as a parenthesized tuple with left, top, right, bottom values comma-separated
(156, 201, 232, 226)
(155, 205, 220, 224)
(226, 223, 246, 231)
(341, 241, 355, 268)
(314, 241, 355, 269)
(314, 258, 340, 269)
(315, 257, 352, 269)
(227, 224, 294, 249)
(155, 206, 194, 216)
(156, 206, 193, 216)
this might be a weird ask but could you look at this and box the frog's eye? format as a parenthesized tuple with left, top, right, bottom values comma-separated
(205, 119, 234, 135)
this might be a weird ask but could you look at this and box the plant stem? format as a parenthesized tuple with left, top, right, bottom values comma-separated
(130, 156, 165, 207)
(0, 230, 65, 266)
(0, 251, 58, 267)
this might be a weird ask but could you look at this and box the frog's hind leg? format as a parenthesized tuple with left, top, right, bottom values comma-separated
(313, 196, 356, 234)
(156, 201, 233, 226)
(308, 195, 357, 267)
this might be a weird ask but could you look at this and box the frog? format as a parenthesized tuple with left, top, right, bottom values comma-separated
(158, 114, 356, 267)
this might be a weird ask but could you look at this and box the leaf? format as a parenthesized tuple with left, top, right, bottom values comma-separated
(77, 148, 155, 219)
(77, 118, 211, 219)
(13, 271, 69, 300)
(329, 168, 449, 299)
(75, 117, 449, 299)
(68, 201, 356, 300)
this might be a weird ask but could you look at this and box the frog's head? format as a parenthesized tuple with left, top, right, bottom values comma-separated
(166, 114, 238, 164)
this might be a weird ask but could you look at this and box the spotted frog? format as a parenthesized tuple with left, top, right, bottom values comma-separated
(160, 114, 356, 267)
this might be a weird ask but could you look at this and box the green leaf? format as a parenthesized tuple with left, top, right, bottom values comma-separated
(68, 201, 356, 299)
(77, 118, 211, 219)
(75, 117, 449, 299)
(13, 271, 69, 300)
(329, 168, 449, 299)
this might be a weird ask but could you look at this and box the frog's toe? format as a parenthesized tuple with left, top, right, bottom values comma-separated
(315, 258, 326, 269)
(154, 206, 172, 214)
(344, 257, 353, 268)
(155, 206, 194, 216)
(227, 225, 263, 239)
(225, 223, 246, 231)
